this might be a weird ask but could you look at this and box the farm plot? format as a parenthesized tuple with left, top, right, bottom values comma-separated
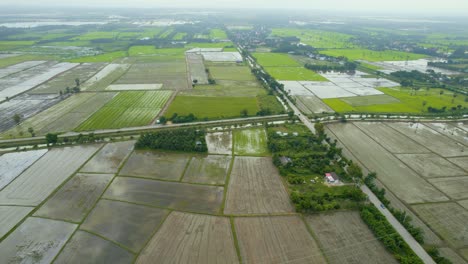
(412, 203, 468, 248)
(353, 122, 431, 154)
(396, 154, 466, 178)
(81, 141, 134, 173)
(0, 217, 77, 264)
(448, 157, 468, 172)
(201, 52, 242, 62)
(0, 60, 46, 79)
(182, 80, 266, 97)
(187, 53, 208, 84)
(306, 211, 398, 264)
(319, 48, 426, 62)
(0, 62, 78, 100)
(114, 62, 188, 90)
(81, 63, 130, 91)
(327, 122, 448, 204)
(0, 93, 63, 132)
(367, 59, 457, 75)
(206, 131, 232, 155)
(54, 231, 134, 264)
(76, 91, 172, 131)
(0, 206, 34, 239)
(424, 122, 468, 146)
(0, 149, 47, 190)
(30, 63, 105, 94)
(120, 151, 190, 181)
(0, 61, 58, 88)
(341, 94, 401, 106)
(106, 84, 163, 91)
(224, 157, 292, 214)
(81, 200, 168, 252)
(266, 67, 327, 81)
(234, 216, 327, 264)
(233, 128, 268, 156)
(1, 92, 117, 137)
(295, 95, 334, 114)
(103, 177, 224, 214)
(137, 212, 238, 264)
(209, 65, 255, 81)
(34, 173, 113, 223)
(165, 95, 259, 120)
(280, 81, 315, 96)
(301, 81, 357, 98)
(182, 155, 231, 185)
(387, 122, 467, 157)
(429, 177, 468, 200)
(0, 145, 100, 206)
(252, 53, 300, 67)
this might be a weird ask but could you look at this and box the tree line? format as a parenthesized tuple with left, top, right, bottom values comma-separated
(135, 128, 207, 152)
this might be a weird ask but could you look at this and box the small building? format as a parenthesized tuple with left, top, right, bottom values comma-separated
(325, 172, 339, 184)
(279, 156, 292, 166)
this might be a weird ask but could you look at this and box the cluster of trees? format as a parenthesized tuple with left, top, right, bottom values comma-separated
(304, 62, 357, 72)
(135, 128, 207, 152)
(160, 113, 199, 124)
(360, 205, 424, 264)
(60, 78, 81, 96)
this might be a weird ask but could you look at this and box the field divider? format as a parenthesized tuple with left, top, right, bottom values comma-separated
(220, 155, 236, 214)
(299, 215, 331, 264)
(135, 209, 173, 259)
(79, 228, 138, 254)
(178, 155, 193, 182)
(116, 174, 225, 187)
(229, 216, 243, 263)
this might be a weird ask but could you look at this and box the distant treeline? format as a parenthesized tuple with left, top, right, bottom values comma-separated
(136, 128, 207, 152)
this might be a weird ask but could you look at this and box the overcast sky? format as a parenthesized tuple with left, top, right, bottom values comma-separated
(2, 0, 468, 13)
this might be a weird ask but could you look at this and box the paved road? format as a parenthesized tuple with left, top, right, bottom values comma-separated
(361, 185, 436, 264)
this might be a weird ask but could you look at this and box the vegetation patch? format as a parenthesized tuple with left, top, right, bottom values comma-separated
(69, 51, 127, 63)
(252, 52, 300, 67)
(319, 48, 427, 61)
(233, 128, 269, 156)
(136, 128, 207, 153)
(264, 66, 328, 81)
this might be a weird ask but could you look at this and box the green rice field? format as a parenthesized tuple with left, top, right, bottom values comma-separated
(319, 49, 427, 61)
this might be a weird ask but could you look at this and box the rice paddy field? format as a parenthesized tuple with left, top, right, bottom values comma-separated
(327, 121, 468, 262)
(76, 91, 172, 131)
(0, 127, 414, 263)
(319, 48, 427, 61)
(271, 28, 357, 49)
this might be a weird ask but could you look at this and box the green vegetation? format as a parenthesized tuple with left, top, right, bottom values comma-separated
(319, 49, 427, 61)
(73, 31, 117, 40)
(268, 123, 366, 212)
(0, 54, 54, 68)
(185, 42, 234, 49)
(324, 87, 467, 113)
(210, 29, 228, 39)
(252, 53, 300, 67)
(271, 28, 357, 49)
(136, 128, 207, 153)
(257, 95, 285, 115)
(76, 91, 172, 130)
(264, 67, 328, 81)
(69, 51, 127, 63)
(233, 128, 269, 156)
(165, 96, 260, 120)
(209, 65, 255, 81)
(360, 205, 423, 264)
(128, 46, 186, 58)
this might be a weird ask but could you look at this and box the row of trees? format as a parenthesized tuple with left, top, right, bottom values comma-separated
(304, 62, 357, 73)
(135, 128, 207, 152)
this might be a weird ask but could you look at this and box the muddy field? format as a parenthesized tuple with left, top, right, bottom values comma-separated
(395, 153, 466, 178)
(137, 212, 238, 264)
(0, 148, 47, 189)
(81, 199, 168, 252)
(34, 173, 113, 223)
(235, 216, 327, 264)
(0, 93, 63, 132)
(224, 157, 293, 214)
(295, 95, 334, 114)
(103, 177, 224, 214)
(206, 131, 232, 155)
(187, 53, 208, 84)
(428, 177, 468, 200)
(327, 122, 448, 204)
(0, 145, 100, 206)
(0, 60, 46, 79)
(182, 155, 231, 185)
(0, 206, 34, 239)
(306, 211, 398, 264)
(31, 63, 105, 94)
(81, 141, 134, 174)
(54, 230, 135, 264)
(119, 151, 190, 181)
(0, 217, 77, 263)
(81, 63, 130, 91)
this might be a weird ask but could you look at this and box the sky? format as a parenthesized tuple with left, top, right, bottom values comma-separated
(1, 0, 468, 13)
